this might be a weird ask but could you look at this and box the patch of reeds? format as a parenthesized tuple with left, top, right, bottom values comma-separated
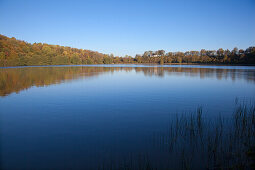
(98, 103, 255, 170)
(154, 103, 255, 169)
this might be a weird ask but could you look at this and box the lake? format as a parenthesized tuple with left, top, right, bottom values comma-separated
(0, 65, 255, 169)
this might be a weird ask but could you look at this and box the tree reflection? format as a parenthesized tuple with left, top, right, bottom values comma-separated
(0, 66, 254, 96)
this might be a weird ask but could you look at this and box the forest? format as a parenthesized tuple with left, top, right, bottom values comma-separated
(0, 34, 254, 66)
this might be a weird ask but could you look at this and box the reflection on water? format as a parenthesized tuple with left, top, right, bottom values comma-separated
(1, 65, 255, 97)
(0, 65, 255, 170)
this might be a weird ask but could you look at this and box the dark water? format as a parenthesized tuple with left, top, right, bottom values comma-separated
(0, 65, 255, 169)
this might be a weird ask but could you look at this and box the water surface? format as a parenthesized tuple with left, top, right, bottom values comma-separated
(0, 65, 255, 169)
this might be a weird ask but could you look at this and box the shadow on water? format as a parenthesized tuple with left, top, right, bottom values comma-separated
(0, 66, 255, 97)
(98, 102, 255, 170)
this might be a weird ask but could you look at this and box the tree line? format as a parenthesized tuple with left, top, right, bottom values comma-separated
(0, 34, 254, 66)
(136, 47, 255, 65)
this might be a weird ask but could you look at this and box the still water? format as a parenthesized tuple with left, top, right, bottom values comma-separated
(0, 65, 255, 169)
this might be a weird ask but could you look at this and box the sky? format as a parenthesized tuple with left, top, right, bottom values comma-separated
(0, 0, 254, 56)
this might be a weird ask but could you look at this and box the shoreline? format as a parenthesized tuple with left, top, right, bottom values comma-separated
(1, 63, 255, 68)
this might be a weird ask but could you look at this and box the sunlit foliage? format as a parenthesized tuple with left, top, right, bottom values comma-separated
(0, 34, 254, 66)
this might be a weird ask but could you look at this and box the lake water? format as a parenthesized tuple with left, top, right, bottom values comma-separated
(0, 65, 255, 169)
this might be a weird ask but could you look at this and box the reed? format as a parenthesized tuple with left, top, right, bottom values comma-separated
(98, 102, 255, 170)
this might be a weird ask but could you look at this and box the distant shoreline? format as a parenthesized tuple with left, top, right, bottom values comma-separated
(1, 34, 254, 67)
(1, 63, 255, 69)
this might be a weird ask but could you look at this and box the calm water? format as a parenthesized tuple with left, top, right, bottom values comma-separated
(0, 65, 255, 169)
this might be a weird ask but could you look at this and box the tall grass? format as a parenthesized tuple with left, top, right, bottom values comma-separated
(154, 103, 255, 169)
(98, 103, 255, 170)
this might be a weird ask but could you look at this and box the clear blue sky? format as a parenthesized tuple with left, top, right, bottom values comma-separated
(0, 0, 254, 56)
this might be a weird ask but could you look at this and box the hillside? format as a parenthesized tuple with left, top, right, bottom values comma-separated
(0, 34, 254, 66)
(0, 34, 117, 66)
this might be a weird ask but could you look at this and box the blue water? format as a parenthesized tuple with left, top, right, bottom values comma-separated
(0, 65, 255, 169)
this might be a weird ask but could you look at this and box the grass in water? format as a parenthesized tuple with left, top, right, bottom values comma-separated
(98, 103, 255, 170)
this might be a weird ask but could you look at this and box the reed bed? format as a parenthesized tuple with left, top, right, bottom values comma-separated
(98, 103, 255, 170)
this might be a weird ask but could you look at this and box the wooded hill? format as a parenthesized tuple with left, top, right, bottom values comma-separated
(0, 34, 254, 66)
